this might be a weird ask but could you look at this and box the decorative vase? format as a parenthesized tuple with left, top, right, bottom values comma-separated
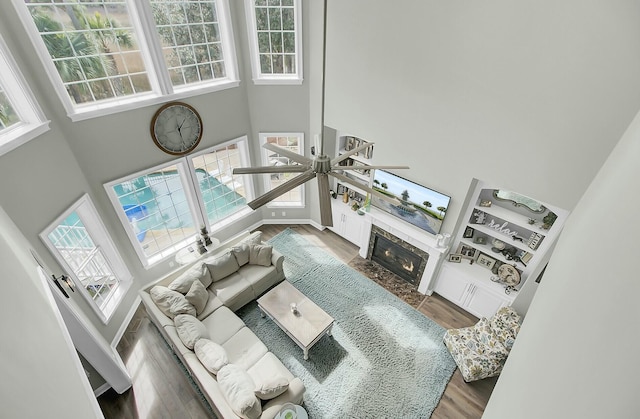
(343, 192, 349, 203)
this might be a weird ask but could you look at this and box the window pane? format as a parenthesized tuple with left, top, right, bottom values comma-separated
(250, 0, 299, 77)
(0, 86, 20, 131)
(190, 144, 248, 225)
(24, 0, 151, 105)
(261, 134, 303, 205)
(111, 166, 196, 259)
(151, 0, 227, 87)
(47, 211, 120, 312)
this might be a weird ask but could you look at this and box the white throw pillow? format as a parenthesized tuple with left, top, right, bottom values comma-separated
(150, 286, 196, 319)
(231, 243, 250, 266)
(168, 262, 213, 293)
(185, 279, 209, 315)
(254, 375, 289, 400)
(248, 244, 272, 267)
(174, 314, 209, 350)
(194, 339, 228, 374)
(217, 364, 262, 419)
(205, 252, 240, 282)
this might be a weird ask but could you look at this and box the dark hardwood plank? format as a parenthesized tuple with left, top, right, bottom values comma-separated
(99, 223, 495, 419)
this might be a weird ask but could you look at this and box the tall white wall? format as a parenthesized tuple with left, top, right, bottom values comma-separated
(0, 206, 102, 418)
(324, 0, 640, 233)
(484, 106, 640, 418)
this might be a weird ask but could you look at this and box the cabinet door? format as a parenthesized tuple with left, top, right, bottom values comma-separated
(343, 211, 364, 245)
(465, 284, 508, 318)
(434, 275, 470, 306)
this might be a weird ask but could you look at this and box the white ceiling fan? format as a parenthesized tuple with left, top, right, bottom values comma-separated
(232, 0, 408, 227)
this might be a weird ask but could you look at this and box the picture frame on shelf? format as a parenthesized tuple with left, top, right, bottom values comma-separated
(470, 209, 486, 225)
(477, 253, 497, 270)
(448, 254, 462, 263)
(457, 244, 477, 259)
(463, 226, 475, 238)
(344, 136, 355, 151)
(473, 236, 486, 245)
(337, 183, 347, 195)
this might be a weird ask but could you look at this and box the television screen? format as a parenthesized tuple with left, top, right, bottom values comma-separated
(371, 170, 450, 235)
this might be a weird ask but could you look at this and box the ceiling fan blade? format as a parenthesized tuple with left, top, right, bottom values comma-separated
(245, 170, 316, 210)
(317, 173, 333, 226)
(263, 142, 313, 166)
(233, 165, 310, 175)
(336, 165, 410, 170)
(330, 141, 375, 166)
(330, 172, 399, 206)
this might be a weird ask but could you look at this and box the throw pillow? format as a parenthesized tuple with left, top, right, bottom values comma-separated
(150, 286, 196, 319)
(174, 314, 209, 350)
(194, 339, 228, 375)
(231, 243, 250, 266)
(248, 244, 272, 267)
(217, 364, 262, 419)
(185, 279, 209, 315)
(168, 262, 213, 293)
(254, 376, 289, 400)
(205, 252, 240, 282)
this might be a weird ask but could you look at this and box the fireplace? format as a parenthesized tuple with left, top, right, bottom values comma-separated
(366, 225, 429, 286)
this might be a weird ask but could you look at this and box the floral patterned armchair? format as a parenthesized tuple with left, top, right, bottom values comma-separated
(443, 306, 521, 382)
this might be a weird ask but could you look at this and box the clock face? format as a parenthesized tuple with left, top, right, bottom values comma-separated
(497, 264, 521, 286)
(151, 102, 203, 155)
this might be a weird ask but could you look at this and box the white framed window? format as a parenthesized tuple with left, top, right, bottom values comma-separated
(259, 132, 304, 207)
(105, 136, 253, 267)
(0, 34, 49, 157)
(244, 0, 302, 84)
(13, 0, 239, 121)
(41, 194, 132, 324)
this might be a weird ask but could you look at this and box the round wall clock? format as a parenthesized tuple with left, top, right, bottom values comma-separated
(151, 102, 203, 155)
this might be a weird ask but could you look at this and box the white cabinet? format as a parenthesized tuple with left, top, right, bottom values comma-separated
(434, 179, 569, 317)
(436, 262, 512, 318)
(329, 202, 365, 245)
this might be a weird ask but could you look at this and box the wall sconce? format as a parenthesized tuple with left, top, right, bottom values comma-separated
(52, 274, 74, 298)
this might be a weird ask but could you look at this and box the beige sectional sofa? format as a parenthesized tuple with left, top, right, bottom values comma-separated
(139, 231, 305, 419)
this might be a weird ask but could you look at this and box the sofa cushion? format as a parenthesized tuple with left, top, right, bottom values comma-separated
(201, 306, 246, 345)
(168, 262, 213, 293)
(230, 243, 250, 266)
(247, 352, 295, 399)
(490, 306, 521, 350)
(206, 252, 240, 282)
(174, 314, 209, 350)
(248, 244, 273, 267)
(242, 231, 262, 246)
(194, 338, 228, 375)
(238, 264, 279, 297)
(210, 274, 255, 310)
(185, 279, 209, 315)
(218, 364, 262, 419)
(150, 286, 196, 319)
(254, 375, 289, 401)
(221, 327, 268, 370)
(196, 292, 224, 321)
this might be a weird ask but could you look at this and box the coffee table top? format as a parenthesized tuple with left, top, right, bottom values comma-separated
(258, 281, 334, 348)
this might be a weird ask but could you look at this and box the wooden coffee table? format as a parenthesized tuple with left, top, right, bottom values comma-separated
(258, 281, 334, 360)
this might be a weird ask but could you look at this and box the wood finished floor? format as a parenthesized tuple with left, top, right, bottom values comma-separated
(98, 224, 496, 419)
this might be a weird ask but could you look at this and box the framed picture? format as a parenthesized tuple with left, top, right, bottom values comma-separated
(470, 210, 486, 225)
(364, 143, 374, 159)
(344, 136, 355, 151)
(473, 236, 486, 245)
(457, 244, 477, 259)
(477, 253, 496, 270)
(337, 184, 347, 195)
(463, 226, 475, 238)
(448, 254, 462, 263)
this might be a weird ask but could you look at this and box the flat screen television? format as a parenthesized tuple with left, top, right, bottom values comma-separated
(370, 170, 450, 235)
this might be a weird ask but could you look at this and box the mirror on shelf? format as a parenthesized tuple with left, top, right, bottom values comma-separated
(493, 190, 546, 213)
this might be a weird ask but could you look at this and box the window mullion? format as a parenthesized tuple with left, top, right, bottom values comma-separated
(184, 157, 210, 232)
(129, 0, 173, 95)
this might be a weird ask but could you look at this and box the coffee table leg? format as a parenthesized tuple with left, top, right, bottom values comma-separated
(327, 324, 333, 337)
(303, 348, 309, 361)
(259, 307, 265, 318)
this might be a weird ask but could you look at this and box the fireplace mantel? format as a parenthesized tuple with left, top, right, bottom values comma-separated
(356, 207, 449, 295)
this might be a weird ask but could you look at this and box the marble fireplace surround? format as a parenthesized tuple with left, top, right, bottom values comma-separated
(357, 208, 449, 295)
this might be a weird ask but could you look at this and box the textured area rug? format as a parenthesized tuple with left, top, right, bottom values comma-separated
(237, 228, 456, 418)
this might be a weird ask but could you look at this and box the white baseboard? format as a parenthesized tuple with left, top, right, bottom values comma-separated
(111, 295, 141, 349)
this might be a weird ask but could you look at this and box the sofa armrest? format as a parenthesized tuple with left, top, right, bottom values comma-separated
(260, 377, 305, 419)
(271, 248, 284, 274)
